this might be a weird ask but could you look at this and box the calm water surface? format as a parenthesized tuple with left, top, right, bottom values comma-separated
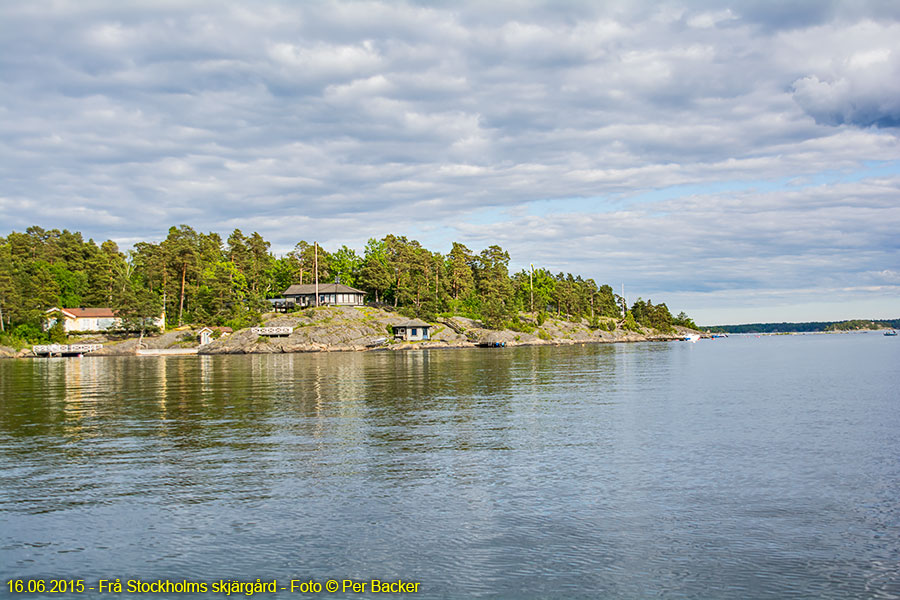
(1, 335, 898, 599)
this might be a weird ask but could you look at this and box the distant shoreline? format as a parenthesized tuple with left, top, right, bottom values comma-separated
(703, 318, 899, 335)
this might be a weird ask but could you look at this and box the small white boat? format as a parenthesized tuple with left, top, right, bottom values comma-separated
(885, 330, 898, 337)
(683, 333, 700, 343)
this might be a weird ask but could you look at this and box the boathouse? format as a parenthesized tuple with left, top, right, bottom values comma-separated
(393, 319, 432, 341)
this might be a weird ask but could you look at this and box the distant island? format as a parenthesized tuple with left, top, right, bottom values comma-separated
(705, 319, 900, 334)
(0, 225, 698, 354)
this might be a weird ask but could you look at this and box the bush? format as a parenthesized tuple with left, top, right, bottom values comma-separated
(11, 323, 47, 344)
(507, 316, 535, 334)
(536, 310, 547, 326)
(538, 329, 552, 341)
(225, 309, 263, 332)
(256, 336, 270, 344)
(0, 332, 30, 351)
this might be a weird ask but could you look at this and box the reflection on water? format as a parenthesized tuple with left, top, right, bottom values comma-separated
(1, 337, 899, 599)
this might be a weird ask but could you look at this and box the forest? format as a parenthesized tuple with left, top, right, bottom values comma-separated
(0, 225, 697, 345)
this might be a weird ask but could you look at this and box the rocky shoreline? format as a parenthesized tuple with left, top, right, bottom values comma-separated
(6, 306, 702, 358)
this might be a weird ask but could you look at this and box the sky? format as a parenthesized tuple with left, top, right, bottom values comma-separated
(1, 1, 899, 325)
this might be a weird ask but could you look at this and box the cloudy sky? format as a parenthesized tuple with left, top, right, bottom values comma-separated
(1, 0, 899, 324)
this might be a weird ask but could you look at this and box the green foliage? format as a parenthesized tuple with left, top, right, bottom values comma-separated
(630, 298, 674, 332)
(537, 329, 552, 341)
(330, 245, 361, 287)
(47, 321, 67, 344)
(445, 294, 482, 321)
(476, 245, 513, 329)
(673, 311, 698, 330)
(447, 242, 476, 301)
(0, 224, 694, 340)
(11, 323, 47, 343)
(116, 284, 162, 336)
(256, 336, 270, 344)
(824, 319, 891, 331)
(224, 309, 262, 332)
(358, 238, 393, 303)
(507, 315, 535, 334)
(0, 332, 30, 350)
(622, 311, 641, 333)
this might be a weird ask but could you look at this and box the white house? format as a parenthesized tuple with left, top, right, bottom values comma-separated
(45, 308, 165, 333)
(280, 283, 366, 308)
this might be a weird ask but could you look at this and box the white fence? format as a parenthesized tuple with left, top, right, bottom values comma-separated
(33, 344, 103, 355)
(251, 326, 293, 336)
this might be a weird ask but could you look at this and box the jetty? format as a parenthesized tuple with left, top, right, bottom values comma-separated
(33, 344, 103, 357)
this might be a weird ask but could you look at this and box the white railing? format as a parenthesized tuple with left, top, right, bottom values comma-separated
(33, 344, 103, 355)
(251, 326, 293, 336)
(68, 344, 103, 353)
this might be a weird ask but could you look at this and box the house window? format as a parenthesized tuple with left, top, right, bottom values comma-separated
(411, 328, 417, 336)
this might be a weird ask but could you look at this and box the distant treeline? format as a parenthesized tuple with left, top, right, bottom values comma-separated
(0, 225, 696, 344)
(706, 319, 900, 334)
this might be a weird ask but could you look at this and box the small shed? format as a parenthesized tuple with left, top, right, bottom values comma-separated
(393, 319, 432, 341)
(198, 327, 213, 346)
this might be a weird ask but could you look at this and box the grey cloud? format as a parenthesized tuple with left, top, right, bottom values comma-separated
(1, 1, 900, 322)
(793, 73, 900, 128)
(451, 177, 900, 302)
(783, 20, 900, 127)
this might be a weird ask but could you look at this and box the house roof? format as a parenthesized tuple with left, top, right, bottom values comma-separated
(400, 319, 431, 328)
(283, 283, 366, 295)
(48, 307, 117, 318)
